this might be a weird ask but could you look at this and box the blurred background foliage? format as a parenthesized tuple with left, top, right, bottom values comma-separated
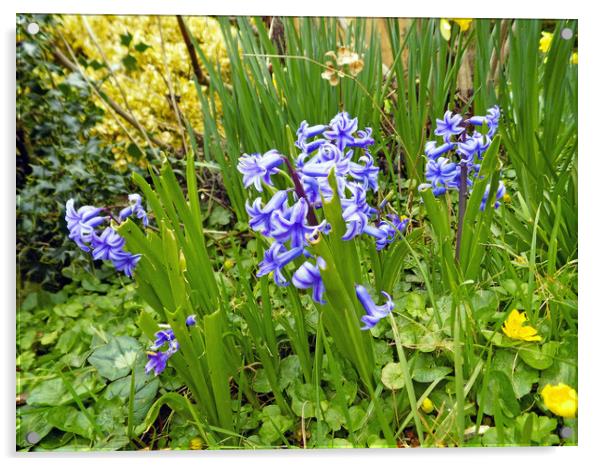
(17, 15, 134, 289)
(57, 15, 231, 169)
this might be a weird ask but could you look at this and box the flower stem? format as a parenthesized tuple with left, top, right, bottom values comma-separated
(388, 313, 424, 445)
(455, 161, 468, 262)
(281, 156, 319, 225)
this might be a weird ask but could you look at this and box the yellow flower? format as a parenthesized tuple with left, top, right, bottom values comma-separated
(440, 18, 472, 41)
(539, 31, 553, 53)
(421, 397, 434, 414)
(541, 383, 578, 418)
(571, 51, 578, 65)
(452, 19, 473, 32)
(503, 192, 512, 203)
(224, 258, 235, 270)
(502, 309, 542, 342)
(189, 437, 203, 450)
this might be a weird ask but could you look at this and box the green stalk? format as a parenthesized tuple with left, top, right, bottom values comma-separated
(452, 299, 465, 445)
(388, 313, 424, 444)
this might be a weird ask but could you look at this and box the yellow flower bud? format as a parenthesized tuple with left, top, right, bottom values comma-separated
(189, 437, 203, 450)
(421, 397, 435, 414)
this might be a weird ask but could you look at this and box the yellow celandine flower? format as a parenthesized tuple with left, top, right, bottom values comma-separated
(541, 383, 578, 418)
(502, 309, 542, 342)
(571, 51, 578, 65)
(452, 19, 473, 31)
(421, 397, 434, 414)
(539, 31, 553, 53)
(440, 18, 473, 41)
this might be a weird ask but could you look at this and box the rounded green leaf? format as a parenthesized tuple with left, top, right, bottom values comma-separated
(381, 362, 405, 390)
(518, 342, 559, 370)
(88, 336, 141, 381)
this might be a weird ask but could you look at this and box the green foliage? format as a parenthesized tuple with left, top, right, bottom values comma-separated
(16, 281, 158, 451)
(16, 14, 139, 288)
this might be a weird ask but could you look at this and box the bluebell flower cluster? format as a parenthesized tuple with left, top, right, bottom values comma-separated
(65, 195, 147, 277)
(419, 106, 506, 209)
(145, 315, 196, 376)
(238, 112, 408, 329)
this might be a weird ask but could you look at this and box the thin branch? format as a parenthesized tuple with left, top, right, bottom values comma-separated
(176, 16, 210, 88)
(51, 45, 171, 153)
(158, 16, 187, 151)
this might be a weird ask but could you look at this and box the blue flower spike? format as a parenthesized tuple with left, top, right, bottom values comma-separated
(421, 106, 503, 199)
(145, 326, 182, 376)
(65, 196, 147, 278)
(237, 112, 411, 306)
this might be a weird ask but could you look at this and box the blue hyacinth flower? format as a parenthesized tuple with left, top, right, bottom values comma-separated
(349, 153, 379, 191)
(257, 242, 304, 286)
(153, 329, 173, 347)
(388, 214, 409, 234)
(186, 315, 197, 327)
(296, 120, 328, 152)
(480, 181, 506, 211)
(246, 190, 289, 236)
(364, 222, 396, 251)
(65, 199, 105, 251)
(486, 105, 500, 137)
(145, 351, 170, 376)
(119, 193, 148, 227)
(341, 186, 374, 240)
(270, 198, 314, 248)
(237, 150, 284, 192)
(347, 128, 375, 149)
(467, 106, 500, 138)
(425, 140, 455, 159)
(425, 157, 458, 196)
(434, 110, 465, 142)
(112, 251, 141, 278)
(91, 227, 127, 261)
(324, 112, 358, 150)
(292, 257, 326, 304)
(355, 285, 395, 330)
(301, 144, 350, 180)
